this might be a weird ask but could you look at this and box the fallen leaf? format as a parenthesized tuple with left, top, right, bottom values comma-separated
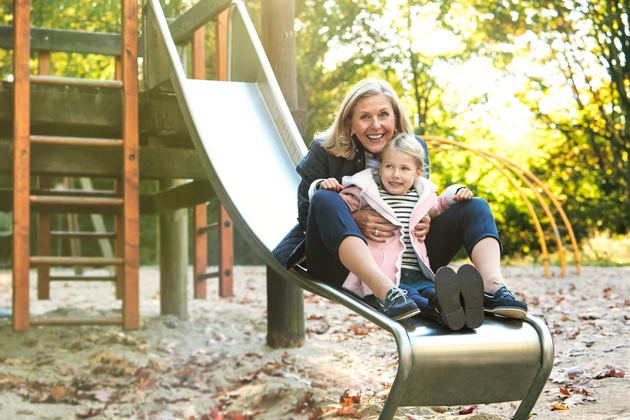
(50, 383, 67, 401)
(339, 389, 361, 404)
(566, 367, 584, 379)
(594, 368, 625, 379)
(93, 390, 111, 402)
(459, 406, 476, 414)
(563, 394, 588, 407)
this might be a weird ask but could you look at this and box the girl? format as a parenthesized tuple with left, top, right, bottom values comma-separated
(316, 133, 484, 329)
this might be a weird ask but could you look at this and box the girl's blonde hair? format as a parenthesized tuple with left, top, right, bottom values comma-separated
(317, 78, 414, 160)
(380, 132, 427, 174)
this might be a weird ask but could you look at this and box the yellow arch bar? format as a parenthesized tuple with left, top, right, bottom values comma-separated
(424, 136, 581, 278)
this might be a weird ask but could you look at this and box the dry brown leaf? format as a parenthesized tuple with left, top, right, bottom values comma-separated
(49, 383, 67, 401)
(459, 406, 476, 414)
(594, 368, 625, 379)
(339, 389, 361, 404)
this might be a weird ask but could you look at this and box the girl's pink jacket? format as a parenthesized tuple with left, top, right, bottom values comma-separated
(312, 168, 462, 298)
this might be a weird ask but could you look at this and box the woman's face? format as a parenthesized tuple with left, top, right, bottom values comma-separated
(350, 94, 397, 155)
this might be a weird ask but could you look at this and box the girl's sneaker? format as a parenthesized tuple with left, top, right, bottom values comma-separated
(378, 287, 421, 320)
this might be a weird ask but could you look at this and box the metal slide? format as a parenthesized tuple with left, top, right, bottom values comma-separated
(144, 1, 554, 419)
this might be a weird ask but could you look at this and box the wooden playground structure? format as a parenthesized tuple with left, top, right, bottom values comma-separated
(1, 0, 244, 331)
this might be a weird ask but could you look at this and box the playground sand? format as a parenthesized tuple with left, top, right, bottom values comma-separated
(0, 265, 628, 419)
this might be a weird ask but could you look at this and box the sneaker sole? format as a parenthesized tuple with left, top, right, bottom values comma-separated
(434, 267, 465, 330)
(484, 307, 527, 319)
(458, 264, 484, 329)
(392, 307, 421, 321)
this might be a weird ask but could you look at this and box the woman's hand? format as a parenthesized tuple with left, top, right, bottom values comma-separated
(352, 209, 396, 243)
(413, 214, 431, 242)
(318, 177, 344, 192)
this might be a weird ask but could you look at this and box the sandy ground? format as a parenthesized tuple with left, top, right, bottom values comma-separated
(0, 264, 628, 420)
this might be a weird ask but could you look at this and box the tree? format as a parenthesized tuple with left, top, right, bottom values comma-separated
(467, 1, 630, 236)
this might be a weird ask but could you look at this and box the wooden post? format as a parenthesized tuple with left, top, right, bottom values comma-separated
(122, 0, 140, 330)
(13, 0, 31, 331)
(260, 0, 304, 348)
(159, 180, 189, 319)
(192, 27, 208, 299)
(215, 10, 234, 298)
(36, 51, 51, 300)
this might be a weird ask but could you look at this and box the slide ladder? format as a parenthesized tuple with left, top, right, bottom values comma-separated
(12, 0, 139, 330)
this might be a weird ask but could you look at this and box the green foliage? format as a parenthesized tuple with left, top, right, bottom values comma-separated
(3, 0, 628, 263)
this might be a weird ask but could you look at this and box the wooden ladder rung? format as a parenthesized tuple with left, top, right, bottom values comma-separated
(30, 75, 123, 88)
(30, 135, 124, 147)
(30, 195, 124, 207)
(30, 256, 124, 266)
(49, 275, 117, 282)
(31, 317, 123, 326)
(198, 271, 219, 281)
(197, 222, 219, 235)
(32, 188, 119, 198)
(50, 231, 117, 239)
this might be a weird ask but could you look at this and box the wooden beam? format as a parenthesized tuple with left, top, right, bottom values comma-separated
(0, 25, 121, 55)
(0, 83, 192, 140)
(148, 181, 216, 214)
(169, 0, 231, 45)
(0, 188, 214, 215)
(0, 141, 208, 180)
(0, 25, 146, 57)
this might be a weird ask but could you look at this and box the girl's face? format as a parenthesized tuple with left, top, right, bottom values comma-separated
(379, 149, 422, 195)
(350, 94, 397, 155)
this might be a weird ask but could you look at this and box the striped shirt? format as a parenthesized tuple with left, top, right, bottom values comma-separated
(378, 184, 421, 271)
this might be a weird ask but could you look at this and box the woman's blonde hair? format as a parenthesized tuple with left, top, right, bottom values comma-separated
(317, 78, 414, 159)
(380, 132, 428, 174)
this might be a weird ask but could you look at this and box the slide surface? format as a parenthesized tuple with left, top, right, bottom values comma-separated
(182, 79, 303, 255)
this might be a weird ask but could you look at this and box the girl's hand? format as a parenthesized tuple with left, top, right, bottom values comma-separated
(318, 178, 344, 192)
(454, 187, 473, 201)
(413, 214, 431, 242)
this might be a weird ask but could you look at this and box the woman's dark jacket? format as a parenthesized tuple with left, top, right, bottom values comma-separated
(272, 137, 430, 269)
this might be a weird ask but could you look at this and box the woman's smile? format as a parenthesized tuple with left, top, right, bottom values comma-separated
(351, 95, 397, 154)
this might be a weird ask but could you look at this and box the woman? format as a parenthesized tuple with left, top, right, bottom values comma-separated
(273, 78, 527, 320)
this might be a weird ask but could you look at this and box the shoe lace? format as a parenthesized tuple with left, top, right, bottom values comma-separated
(498, 286, 519, 300)
(380, 287, 409, 311)
(389, 287, 408, 301)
